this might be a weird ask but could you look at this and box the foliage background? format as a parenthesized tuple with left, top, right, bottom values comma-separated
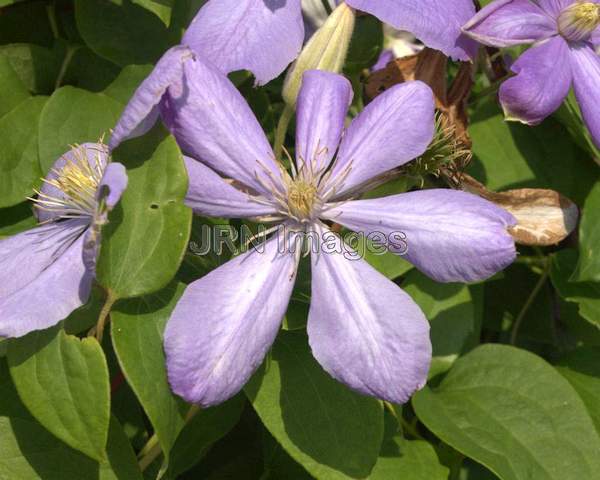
(1, 0, 600, 479)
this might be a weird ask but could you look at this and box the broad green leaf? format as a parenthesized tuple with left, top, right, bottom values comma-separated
(38, 86, 121, 173)
(370, 439, 448, 480)
(111, 283, 188, 464)
(413, 344, 600, 480)
(555, 348, 600, 434)
(7, 325, 110, 461)
(133, 0, 174, 26)
(0, 202, 36, 238)
(245, 331, 384, 480)
(551, 250, 600, 328)
(554, 92, 600, 160)
(0, 43, 64, 94)
(0, 361, 141, 480)
(38, 66, 151, 173)
(96, 127, 192, 298)
(468, 98, 597, 204)
(165, 395, 246, 478)
(403, 270, 481, 377)
(0, 55, 29, 116)
(573, 182, 600, 282)
(0, 96, 47, 208)
(75, 0, 171, 67)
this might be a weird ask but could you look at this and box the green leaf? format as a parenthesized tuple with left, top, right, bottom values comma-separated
(370, 439, 449, 480)
(555, 348, 600, 435)
(468, 98, 597, 204)
(0, 96, 47, 208)
(37, 66, 151, 174)
(0, 55, 29, 117)
(75, 0, 171, 67)
(403, 270, 481, 377)
(0, 43, 63, 94)
(37, 86, 121, 173)
(413, 344, 600, 480)
(133, 0, 174, 26)
(0, 202, 36, 238)
(0, 1, 54, 47)
(0, 360, 141, 480)
(554, 92, 600, 160)
(111, 282, 188, 464)
(166, 395, 246, 478)
(96, 127, 192, 298)
(245, 331, 384, 480)
(551, 250, 600, 329)
(573, 182, 600, 282)
(7, 325, 110, 462)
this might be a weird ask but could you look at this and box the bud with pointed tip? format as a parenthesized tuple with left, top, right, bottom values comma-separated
(282, 2, 355, 107)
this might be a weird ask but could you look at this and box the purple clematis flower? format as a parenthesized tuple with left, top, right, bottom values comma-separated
(0, 143, 127, 338)
(111, 50, 517, 406)
(463, 0, 600, 148)
(182, 0, 478, 86)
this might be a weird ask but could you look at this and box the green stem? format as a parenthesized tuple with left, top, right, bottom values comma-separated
(137, 404, 201, 472)
(55, 45, 78, 90)
(273, 105, 294, 161)
(92, 290, 117, 344)
(46, 1, 60, 39)
(510, 258, 551, 345)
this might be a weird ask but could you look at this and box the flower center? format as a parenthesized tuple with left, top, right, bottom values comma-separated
(32, 145, 105, 220)
(558, 2, 600, 41)
(287, 179, 318, 220)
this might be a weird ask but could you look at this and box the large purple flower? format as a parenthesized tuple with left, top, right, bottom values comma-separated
(0, 144, 127, 338)
(111, 51, 517, 406)
(463, 0, 600, 148)
(182, 0, 477, 86)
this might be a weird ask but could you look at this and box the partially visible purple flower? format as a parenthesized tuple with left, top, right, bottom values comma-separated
(463, 0, 600, 148)
(112, 54, 517, 406)
(0, 144, 127, 338)
(181, 0, 477, 86)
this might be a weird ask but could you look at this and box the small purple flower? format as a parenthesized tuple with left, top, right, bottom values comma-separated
(0, 144, 127, 338)
(111, 52, 517, 406)
(181, 0, 477, 86)
(463, 0, 600, 148)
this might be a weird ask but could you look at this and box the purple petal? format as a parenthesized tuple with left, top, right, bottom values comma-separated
(345, 0, 478, 60)
(184, 156, 278, 218)
(538, 0, 574, 17)
(0, 220, 92, 338)
(462, 0, 557, 47)
(183, 0, 304, 86)
(38, 143, 109, 223)
(97, 162, 128, 210)
(500, 36, 572, 125)
(570, 43, 600, 149)
(109, 46, 193, 150)
(323, 189, 517, 283)
(371, 49, 394, 72)
(327, 81, 434, 198)
(592, 27, 599, 46)
(161, 54, 282, 197)
(164, 234, 300, 406)
(307, 224, 431, 404)
(295, 70, 352, 174)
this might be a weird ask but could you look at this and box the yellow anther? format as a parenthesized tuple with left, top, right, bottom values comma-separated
(558, 2, 600, 41)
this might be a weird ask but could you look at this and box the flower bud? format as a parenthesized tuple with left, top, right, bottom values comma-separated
(282, 2, 355, 107)
(558, 2, 600, 42)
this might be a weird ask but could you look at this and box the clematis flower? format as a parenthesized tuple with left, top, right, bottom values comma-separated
(0, 143, 127, 338)
(182, 0, 478, 86)
(111, 51, 517, 406)
(463, 0, 600, 148)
